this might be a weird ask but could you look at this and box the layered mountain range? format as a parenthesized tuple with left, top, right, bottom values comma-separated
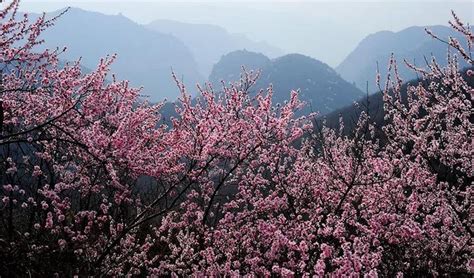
(209, 50, 364, 115)
(29, 7, 465, 117)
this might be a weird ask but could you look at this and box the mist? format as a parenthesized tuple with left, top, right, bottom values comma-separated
(19, 0, 474, 67)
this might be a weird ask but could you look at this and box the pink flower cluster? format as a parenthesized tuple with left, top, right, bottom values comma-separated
(0, 1, 472, 276)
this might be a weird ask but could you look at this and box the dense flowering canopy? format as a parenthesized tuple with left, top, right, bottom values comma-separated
(0, 1, 472, 276)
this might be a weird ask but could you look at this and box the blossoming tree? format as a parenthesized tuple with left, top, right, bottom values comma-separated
(0, 1, 309, 275)
(0, 0, 472, 276)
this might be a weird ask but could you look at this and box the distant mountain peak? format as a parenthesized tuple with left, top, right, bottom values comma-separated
(336, 24, 465, 93)
(146, 20, 283, 77)
(36, 7, 203, 101)
(209, 50, 363, 115)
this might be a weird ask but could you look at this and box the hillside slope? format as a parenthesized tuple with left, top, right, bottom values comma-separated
(336, 25, 467, 93)
(38, 8, 203, 101)
(146, 19, 282, 77)
(323, 68, 474, 134)
(210, 50, 364, 115)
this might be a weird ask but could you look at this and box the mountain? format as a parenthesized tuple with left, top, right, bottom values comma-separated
(146, 19, 283, 77)
(37, 8, 203, 101)
(336, 25, 468, 93)
(209, 50, 271, 85)
(209, 50, 364, 115)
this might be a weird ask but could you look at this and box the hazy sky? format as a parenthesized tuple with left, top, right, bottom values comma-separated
(15, 1, 474, 66)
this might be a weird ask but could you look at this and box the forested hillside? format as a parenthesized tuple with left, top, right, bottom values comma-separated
(210, 50, 364, 115)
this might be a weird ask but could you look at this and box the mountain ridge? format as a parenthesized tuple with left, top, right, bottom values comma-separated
(33, 7, 203, 101)
(209, 50, 364, 115)
(336, 25, 467, 93)
(146, 19, 283, 77)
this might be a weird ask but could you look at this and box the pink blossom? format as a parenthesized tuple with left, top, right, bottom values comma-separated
(0, 3, 471, 276)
